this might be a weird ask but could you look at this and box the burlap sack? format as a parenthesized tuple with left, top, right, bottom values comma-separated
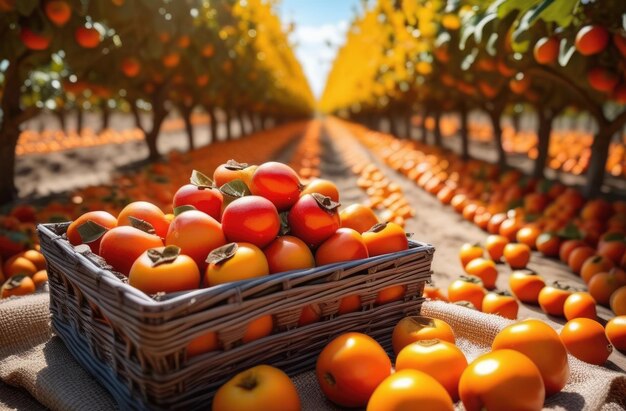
(1, 294, 624, 410)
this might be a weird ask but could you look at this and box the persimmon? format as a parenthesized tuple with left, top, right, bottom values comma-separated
(375, 285, 406, 305)
(99, 226, 164, 276)
(221, 196, 280, 248)
(563, 292, 597, 320)
(575, 25, 609, 56)
(187, 331, 219, 358)
(213, 365, 300, 411)
(559, 239, 586, 263)
(516, 226, 541, 250)
(503, 243, 531, 269)
(289, 193, 340, 248)
(337, 294, 361, 314)
(459, 349, 545, 411)
(166, 209, 225, 269)
(533, 36, 559, 65)
(611, 286, 626, 315)
(117, 201, 170, 239)
(173, 181, 223, 221)
(205, 243, 269, 286)
(75, 26, 100, 48)
(395, 339, 466, 402)
(459, 243, 484, 268)
(567, 246, 596, 275)
(580, 254, 614, 283)
(162, 52, 180, 68)
(20, 28, 51, 50)
(242, 315, 274, 343)
(45, 0, 71, 27)
(301, 178, 339, 202)
(536, 232, 561, 257)
(340, 203, 379, 233)
(298, 304, 321, 326)
(587, 67, 619, 93)
(362, 222, 408, 257)
(392, 316, 455, 355)
(1, 275, 36, 298)
(213, 160, 257, 188)
(316, 332, 391, 407)
(448, 276, 486, 310)
(129, 246, 200, 294)
(316, 228, 368, 266)
(250, 162, 302, 211)
(588, 268, 626, 306)
(509, 270, 546, 304)
(424, 284, 448, 301)
(464, 258, 498, 290)
(67, 210, 118, 254)
(597, 235, 626, 264)
(263, 236, 314, 274)
(482, 291, 519, 319)
(605, 316, 626, 351)
(560, 318, 612, 365)
(367, 369, 454, 411)
(121, 57, 141, 78)
(484, 235, 508, 262)
(538, 282, 574, 317)
(22, 249, 46, 271)
(3, 253, 38, 278)
(492, 319, 569, 395)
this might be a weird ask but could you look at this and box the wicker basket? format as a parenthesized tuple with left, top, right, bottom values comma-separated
(38, 222, 434, 410)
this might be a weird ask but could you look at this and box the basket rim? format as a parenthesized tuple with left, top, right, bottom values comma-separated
(38, 222, 435, 311)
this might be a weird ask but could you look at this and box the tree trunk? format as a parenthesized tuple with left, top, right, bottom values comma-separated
(489, 110, 506, 169)
(54, 110, 67, 133)
(433, 111, 443, 147)
(131, 104, 144, 132)
(420, 111, 429, 142)
(100, 104, 110, 133)
(404, 111, 412, 140)
(460, 108, 469, 161)
(206, 106, 217, 143)
(224, 109, 233, 140)
(584, 129, 612, 198)
(76, 107, 84, 135)
(181, 106, 194, 151)
(512, 112, 521, 133)
(236, 110, 246, 137)
(0, 122, 20, 205)
(242, 111, 252, 135)
(534, 109, 553, 180)
(144, 89, 168, 162)
(389, 113, 398, 136)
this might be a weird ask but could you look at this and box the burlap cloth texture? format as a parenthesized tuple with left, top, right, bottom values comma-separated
(1, 293, 624, 410)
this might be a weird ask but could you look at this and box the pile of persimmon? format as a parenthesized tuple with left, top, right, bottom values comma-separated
(338, 118, 626, 317)
(63, 159, 409, 354)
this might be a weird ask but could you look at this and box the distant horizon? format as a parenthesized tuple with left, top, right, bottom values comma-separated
(278, 0, 362, 99)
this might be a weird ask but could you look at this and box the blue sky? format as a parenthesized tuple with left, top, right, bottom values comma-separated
(278, 0, 362, 98)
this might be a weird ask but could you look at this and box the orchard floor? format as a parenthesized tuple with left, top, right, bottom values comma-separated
(13, 117, 626, 370)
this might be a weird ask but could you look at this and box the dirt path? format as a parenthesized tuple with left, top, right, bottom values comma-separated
(319, 119, 626, 369)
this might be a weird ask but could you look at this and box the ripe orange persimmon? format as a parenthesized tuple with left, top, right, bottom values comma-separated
(484, 235, 508, 262)
(187, 331, 219, 358)
(464, 258, 498, 289)
(588, 268, 626, 306)
(315, 228, 368, 266)
(3, 253, 38, 278)
(117, 201, 170, 239)
(580, 254, 614, 283)
(559, 239, 586, 263)
(250, 162, 302, 211)
(289, 194, 340, 248)
(367, 369, 454, 411)
(611, 286, 626, 315)
(605, 316, 626, 351)
(448, 276, 486, 310)
(99, 226, 164, 276)
(361, 222, 408, 257)
(560, 318, 612, 365)
(563, 292, 597, 320)
(1, 274, 36, 298)
(213, 160, 257, 188)
(204, 242, 268, 287)
(509, 270, 546, 304)
(575, 25, 609, 56)
(340, 203, 379, 233)
(263, 236, 314, 274)
(32, 270, 48, 288)
(121, 57, 141, 77)
(75, 26, 100, 48)
(173, 183, 223, 221)
(20, 28, 51, 50)
(538, 282, 574, 317)
(533, 36, 559, 64)
(338, 294, 361, 314)
(375, 285, 406, 305)
(459, 243, 484, 268)
(492, 319, 569, 395)
(395, 339, 467, 402)
(166, 209, 225, 269)
(128, 246, 200, 294)
(242, 315, 274, 343)
(482, 291, 519, 319)
(67, 210, 118, 254)
(516, 226, 541, 250)
(536, 232, 561, 257)
(392, 316, 455, 355)
(222, 196, 280, 248)
(567, 247, 596, 275)
(301, 178, 339, 202)
(503, 243, 531, 269)
(45, 0, 71, 27)
(213, 365, 300, 411)
(298, 304, 321, 326)
(316, 332, 391, 407)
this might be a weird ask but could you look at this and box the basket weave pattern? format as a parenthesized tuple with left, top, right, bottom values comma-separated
(38, 222, 433, 410)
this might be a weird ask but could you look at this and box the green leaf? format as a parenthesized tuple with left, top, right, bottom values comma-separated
(16, 0, 38, 16)
(76, 220, 108, 244)
(147, 246, 180, 267)
(279, 211, 290, 236)
(206, 243, 238, 265)
(129, 216, 156, 235)
(190, 170, 214, 189)
(174, 205, 197, 216)
(557, 223, 583, 240)
(219, 179, 251, 208)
